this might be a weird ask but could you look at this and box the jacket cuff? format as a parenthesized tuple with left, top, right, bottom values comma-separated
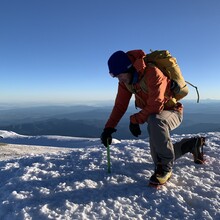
(130, 114, 138, 124)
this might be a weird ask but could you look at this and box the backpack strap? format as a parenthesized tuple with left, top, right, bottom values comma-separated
(185, 81, 200, 103)
(124, 69, 148, 107)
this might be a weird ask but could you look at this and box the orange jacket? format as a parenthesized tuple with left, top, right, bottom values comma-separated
(105, 50, 183, 129)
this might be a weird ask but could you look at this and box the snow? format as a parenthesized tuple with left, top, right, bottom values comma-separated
(0, 130, 219, 220)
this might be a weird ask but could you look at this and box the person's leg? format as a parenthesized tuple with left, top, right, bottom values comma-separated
(147, 110, 182, 171)
(147, 110, 183, 185)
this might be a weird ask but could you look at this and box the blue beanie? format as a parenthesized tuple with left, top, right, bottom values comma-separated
(108, 51, 132, 77)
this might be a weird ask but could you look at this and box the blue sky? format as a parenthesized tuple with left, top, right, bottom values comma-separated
(0, 0, 220, 105)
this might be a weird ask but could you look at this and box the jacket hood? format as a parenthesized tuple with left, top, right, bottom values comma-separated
(126, 50, 146, 81)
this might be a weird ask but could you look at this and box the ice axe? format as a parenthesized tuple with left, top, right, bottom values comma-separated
(107, 139, 111, 173)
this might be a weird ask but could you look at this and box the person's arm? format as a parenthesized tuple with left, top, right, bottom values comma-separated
(105, 82, 132, 129)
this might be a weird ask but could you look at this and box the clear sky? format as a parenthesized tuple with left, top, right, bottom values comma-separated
(0, 0, 220, 105)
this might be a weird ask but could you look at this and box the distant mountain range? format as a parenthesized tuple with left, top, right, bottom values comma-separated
(0, 101, 220, 139)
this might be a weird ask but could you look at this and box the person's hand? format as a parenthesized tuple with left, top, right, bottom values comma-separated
(100, 128, 117, 147)
(129, 122, 141, 137)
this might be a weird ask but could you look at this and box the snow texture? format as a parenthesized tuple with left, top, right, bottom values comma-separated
(0, 130, 219, 220)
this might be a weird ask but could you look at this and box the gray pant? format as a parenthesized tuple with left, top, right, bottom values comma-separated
(147, 110, 183, 171)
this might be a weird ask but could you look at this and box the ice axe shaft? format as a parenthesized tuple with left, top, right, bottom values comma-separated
(107, 139, 111, 173)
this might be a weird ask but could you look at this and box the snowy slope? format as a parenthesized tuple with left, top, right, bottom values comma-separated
(0, 130, 219, 220)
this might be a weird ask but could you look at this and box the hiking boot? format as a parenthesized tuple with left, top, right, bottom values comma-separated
(190, 137, 206, 164)
(180, 136, 206, 163)
(149, 164, 172, 185)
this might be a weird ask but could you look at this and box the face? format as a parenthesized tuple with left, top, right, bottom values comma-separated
(115, 73, 132, 84)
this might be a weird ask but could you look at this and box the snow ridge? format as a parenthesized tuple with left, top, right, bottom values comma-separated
(0, 130, 219, 219)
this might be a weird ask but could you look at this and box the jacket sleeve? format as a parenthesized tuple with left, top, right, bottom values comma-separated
(105, 82, 132, 129)
(130, 66, 168, 124)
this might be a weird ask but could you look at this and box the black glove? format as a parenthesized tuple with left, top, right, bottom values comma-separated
(100, 127, 117, 147)
(129, 122, 141, 137)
